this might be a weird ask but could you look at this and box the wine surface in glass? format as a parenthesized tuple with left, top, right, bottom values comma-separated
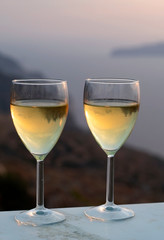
(11, 99, 68, 160)
(84, 99, 139, 156)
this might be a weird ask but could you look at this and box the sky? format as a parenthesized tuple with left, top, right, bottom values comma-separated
(0, 0, 164, 80)
(1, 0, 164, 51)
(1, 0, 164, 157)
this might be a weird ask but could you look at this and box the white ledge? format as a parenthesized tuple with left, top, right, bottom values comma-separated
(1, 202, 164, 240)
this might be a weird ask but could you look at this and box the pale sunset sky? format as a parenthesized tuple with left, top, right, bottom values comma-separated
(1, 0, 164, 53)
(0, 0, 163, 78)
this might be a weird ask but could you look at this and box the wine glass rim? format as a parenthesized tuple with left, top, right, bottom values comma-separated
(12, 79, 67, 85)
(86, 78, 139, 84)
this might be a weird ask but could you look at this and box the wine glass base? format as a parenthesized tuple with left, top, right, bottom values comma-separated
(84, 204, 134, 221)
(15, 207, 65, 226)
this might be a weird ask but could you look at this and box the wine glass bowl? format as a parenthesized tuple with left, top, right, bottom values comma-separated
(84, 78, 140, 221)
(10, 79, 68, 226)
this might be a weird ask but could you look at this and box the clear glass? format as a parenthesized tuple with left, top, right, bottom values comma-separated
(83, 78, 140, 221)
(10, 79, 69, 226)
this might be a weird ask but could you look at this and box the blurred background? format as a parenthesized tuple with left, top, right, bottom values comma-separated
(0, 0, 164, 210)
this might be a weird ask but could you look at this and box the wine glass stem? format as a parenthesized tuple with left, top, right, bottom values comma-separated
(36, 160, 44, 208)
(105, 156, 114, 206)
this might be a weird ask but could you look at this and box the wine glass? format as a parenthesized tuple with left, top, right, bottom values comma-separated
(83, 78, 140, 221)
(10, 79, 68, 226)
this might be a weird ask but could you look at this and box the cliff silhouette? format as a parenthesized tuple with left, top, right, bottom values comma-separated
(111, 42, 164, 57)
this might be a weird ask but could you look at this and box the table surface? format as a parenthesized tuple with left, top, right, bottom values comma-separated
(1, 202, 164, 240)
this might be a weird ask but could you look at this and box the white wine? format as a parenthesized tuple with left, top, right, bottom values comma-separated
(10, 100, 68, 160)
(84, 99, 139, 156)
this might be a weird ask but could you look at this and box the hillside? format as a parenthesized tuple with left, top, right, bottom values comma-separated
(0, 114, 163, 210)
(0, 52, 43, 113)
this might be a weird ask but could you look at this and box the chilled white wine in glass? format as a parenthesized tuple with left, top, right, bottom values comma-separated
(84, 78, 140, 221)
(10, 79, 68, 226)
